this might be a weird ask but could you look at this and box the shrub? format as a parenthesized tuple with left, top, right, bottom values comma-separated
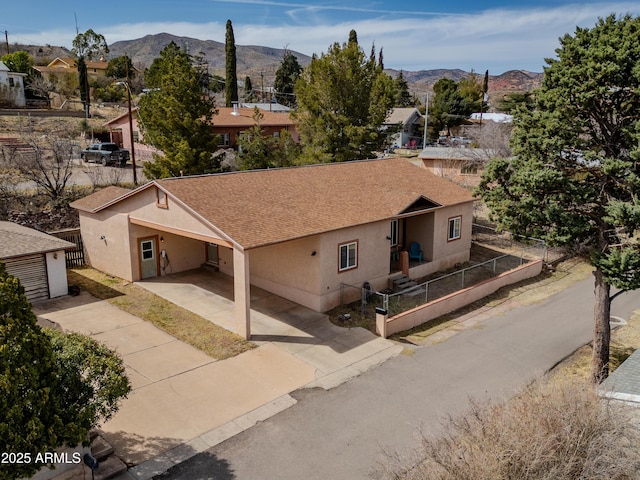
(385, 378, 640, 480)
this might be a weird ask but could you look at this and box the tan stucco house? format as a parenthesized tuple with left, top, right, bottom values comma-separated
(71, 158, 475, 339)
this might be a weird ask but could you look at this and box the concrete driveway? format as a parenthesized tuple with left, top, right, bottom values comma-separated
(33, 269, 401, 475)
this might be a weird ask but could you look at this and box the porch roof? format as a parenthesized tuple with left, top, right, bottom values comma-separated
(71, 158, 475, 249)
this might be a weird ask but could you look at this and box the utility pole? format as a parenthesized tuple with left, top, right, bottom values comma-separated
(124, 57, 137, 185)
(5, 31, 10, 55)
(422, 93, 429, 148)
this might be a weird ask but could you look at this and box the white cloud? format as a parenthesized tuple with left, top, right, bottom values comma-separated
(13, 2, 640, 74)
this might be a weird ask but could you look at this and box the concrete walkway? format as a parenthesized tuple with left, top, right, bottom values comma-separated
(33, 269, 401, 478)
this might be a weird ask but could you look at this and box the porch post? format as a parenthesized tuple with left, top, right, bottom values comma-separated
(233, 247, 251, 339)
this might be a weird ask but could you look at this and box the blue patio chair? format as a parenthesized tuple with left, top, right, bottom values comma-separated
(409, 242, 423, 262)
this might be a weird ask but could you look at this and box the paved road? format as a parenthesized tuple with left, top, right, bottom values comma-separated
(155, 278, 640, 480)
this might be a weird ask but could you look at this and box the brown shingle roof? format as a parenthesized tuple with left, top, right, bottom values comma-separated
(0, 222, 75, 259)
(70, 186, 132, 213)
(213, 107, 295, 127)
(156, 158, 475, 248)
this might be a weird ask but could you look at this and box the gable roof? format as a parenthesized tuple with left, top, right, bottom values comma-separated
(385, 108, 422, 125)
(0, 222, 75, 259)
(72, 158, 475, 249)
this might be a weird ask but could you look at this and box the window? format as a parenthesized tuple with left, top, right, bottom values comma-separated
(390, 220, 398, 246)
(218, 133, 230, 146)
(141, 240, 154, 260)
(8, 78, 14, 87)
(156, 189, 168, 208)
(339, 241, 358, 272)
(461, 163, 478, 175)
(133, 131, 139, 142)
(448, 216, 462, 241)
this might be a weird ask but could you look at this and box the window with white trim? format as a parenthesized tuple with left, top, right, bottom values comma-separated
(390, 220, 398, 246)
(448, 216, 462, 241)
(218, 133, 230, 146)
(339, 241, 358, 271)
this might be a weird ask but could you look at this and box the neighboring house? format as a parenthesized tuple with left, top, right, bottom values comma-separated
(0, 60, 27, 107)
(418, 147, 495, 187)
(0, 222, 75, 303)
(71, 158, 475, 339)
(34, 57, 109, 79)
(213, 105, 298, 150)
(385, 107, 423, 149)
(104, 107, 159, 161)
(104, 105, 299, 157)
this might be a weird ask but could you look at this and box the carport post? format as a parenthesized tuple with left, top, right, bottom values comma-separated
(233, 247, 251, 339)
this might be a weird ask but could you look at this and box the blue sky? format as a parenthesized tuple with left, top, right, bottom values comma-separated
(3, 1, 639, 73)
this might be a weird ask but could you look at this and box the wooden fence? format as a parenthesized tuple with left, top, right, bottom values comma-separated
(48, 228, 84, 268)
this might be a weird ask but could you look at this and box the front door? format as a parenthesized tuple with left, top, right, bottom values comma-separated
(140, 238, 158, 279)
(207, 242, 219, 265)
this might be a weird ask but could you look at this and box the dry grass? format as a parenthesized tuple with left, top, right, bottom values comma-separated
(383, 377, 640, 480)
(67, 267, 255, 360)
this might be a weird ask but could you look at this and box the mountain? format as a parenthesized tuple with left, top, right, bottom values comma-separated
(109, 33, 313, 82)
(9, 33, 543, 98)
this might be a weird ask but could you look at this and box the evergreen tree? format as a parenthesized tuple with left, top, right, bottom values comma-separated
(225, 19, 238, 107)
(238, 108, 300, 169)
(475, 14, 640, 383)
(274, 50, 302, 107)
(394, 71, 413, 107)
(139, 42, 221, 178)
(105, 55, 135, 80)
(243, 76, 256, 102)
(293, 31, 397, 163)
(0, 262, 62, 479)
(429, 78, 474, 137)
(0, 262, 131, 478)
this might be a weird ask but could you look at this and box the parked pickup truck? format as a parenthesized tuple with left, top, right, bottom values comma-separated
(80, 142, 130, 166)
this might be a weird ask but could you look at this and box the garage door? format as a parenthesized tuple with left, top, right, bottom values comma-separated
(4, 254, 49, 303)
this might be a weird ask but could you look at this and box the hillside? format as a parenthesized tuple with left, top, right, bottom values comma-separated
(109, 33, 313, 83)
(8, 33, 543, 100)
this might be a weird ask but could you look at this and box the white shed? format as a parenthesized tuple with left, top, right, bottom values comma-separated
(0, 222, 75, 302)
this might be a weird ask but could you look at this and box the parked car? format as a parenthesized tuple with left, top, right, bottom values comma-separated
(80, 142, 130, 166)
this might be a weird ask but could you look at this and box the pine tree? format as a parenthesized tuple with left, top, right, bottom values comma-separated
(476, 14, 640, 383)
(225, 19, 238, 107)
(139, 42, 221, 178)
(293, 31, 397, 163)
(274, 50, 302, 107)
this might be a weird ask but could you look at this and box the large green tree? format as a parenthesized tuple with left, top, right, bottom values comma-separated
(475, 14, 640, 383)
(274, 50, 302, 107)
(429, 76, 478, 138)
(293, 31, 397, 163)
(139, 42, 221, 178)
(0, 263, 62, 479)
(0, 263, 130, 479)
(225, 19, 238, 107)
